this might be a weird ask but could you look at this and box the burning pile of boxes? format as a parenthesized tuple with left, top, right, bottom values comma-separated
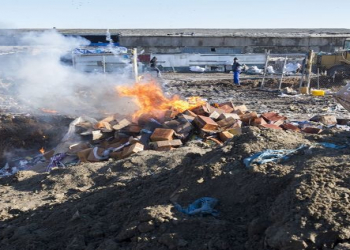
(0, 100, 341, 177)
(66, 101, 335, 163)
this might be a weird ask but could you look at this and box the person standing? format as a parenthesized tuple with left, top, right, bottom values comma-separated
(150, 56, 161, 77)
(232, 57, 241, 86)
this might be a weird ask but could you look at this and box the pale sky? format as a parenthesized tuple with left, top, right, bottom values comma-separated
(1, 0, 349, 29)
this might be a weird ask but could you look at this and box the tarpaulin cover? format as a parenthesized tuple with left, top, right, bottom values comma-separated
(73, 47, 127, 55)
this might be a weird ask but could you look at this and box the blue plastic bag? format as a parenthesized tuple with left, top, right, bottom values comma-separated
(174, 197, 219, 216)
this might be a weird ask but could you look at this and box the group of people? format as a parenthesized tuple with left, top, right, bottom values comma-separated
(149, 56, 242, 85)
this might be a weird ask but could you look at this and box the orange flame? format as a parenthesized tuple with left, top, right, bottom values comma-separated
(117, 81, 206, 119)
(39, 147, 45, 154)
(41, 108, 58, 114)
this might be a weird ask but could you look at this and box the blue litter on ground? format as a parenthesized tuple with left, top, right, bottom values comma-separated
(174, 197, 219, 216)
(244, 145, 308, 168)
(319, 142, 348, 149)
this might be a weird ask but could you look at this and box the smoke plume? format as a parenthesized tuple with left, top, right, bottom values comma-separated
(0, 29, 137, 117)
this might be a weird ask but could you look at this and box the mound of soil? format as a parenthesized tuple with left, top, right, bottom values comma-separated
(0, 126, 350, 250)
(0, 115, 72, 166)
(1, 73, 350, 250)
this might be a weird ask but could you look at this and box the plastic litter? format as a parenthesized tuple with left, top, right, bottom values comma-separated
(174, 197, 219, 216)
(46, 153, 67, 172)
(311, 89, 325, 96)
(266, 65, 275, 74)
(284, 63, 301, 73)
(244, 145, 307, 168)
(246, 66, 263, 74)
(0, 154, 47, 177)
(319, 142, 348, 149)
(189, 66, 206, 72)
(336, 125, 350, 131)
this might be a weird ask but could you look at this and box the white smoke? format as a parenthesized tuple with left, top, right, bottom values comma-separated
(0, 29, 137, 117)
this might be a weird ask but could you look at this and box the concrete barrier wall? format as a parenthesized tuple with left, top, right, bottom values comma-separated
(120, 36, 348, 53)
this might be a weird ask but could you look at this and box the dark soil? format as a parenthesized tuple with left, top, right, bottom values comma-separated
(1, 73, 350, 250)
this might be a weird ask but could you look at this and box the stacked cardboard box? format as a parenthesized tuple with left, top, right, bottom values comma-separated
(68, 101, 332, 163)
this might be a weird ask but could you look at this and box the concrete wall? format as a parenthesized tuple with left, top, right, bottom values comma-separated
(120, 36, 349, 54)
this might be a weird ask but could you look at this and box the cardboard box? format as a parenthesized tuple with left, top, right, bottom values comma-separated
(320, 115, 337, 125)
(92, 130, 104, 141)
(209, 110, 221, 120)
(219, 101, 235, 108)
(233, 105, 248, 115)
(240, 112, 258, 124)
(87, 147, 105, 162)
(122, 142, 144, 158)
(154, 139, 183, 148)
(281, 123, 301, 132)
(218, 113, 240, 121)
(219, 131, 234, 142)
(77, 148, 92, 163)
(112, 119, 131, 130)
(191, 104, 211, 116)
(128, 125, 142, 133)
(261, 112, 287, 126)
(227, 127, 242, 135)
(164, 110, 178, 121)
(110, 151, 123, 160)
(178, 114, 195, 123)
(194, 115, 219, 131)
(219, 104, 234, 113)
(217, 117, 238, 129)
(150, 128, 175, 141)
(183, 110, 197, 117)
(252, 117, 267, 126)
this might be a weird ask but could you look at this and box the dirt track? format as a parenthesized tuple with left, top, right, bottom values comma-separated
(1, 73, 350, 250)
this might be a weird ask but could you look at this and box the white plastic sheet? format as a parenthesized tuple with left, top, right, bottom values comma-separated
(284, 63, 301, 73)
(266, 66, 275, 74)
(189, 66, 206, 72)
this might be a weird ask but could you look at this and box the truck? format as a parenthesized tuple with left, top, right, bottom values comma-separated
(316, 38, 350, 76)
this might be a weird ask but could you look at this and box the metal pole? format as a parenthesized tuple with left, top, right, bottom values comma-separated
(133, 48, 138, 82)
(278, 55, 288, 90)
(317, 68, 320, 89)
(102, 55, 106, 73)
(306, 50, 314, 89)
(299, 54, 307, 88)
(261, 50, 270, 89)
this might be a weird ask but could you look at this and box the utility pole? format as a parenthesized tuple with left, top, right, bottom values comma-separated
(133, 48, 138, 82)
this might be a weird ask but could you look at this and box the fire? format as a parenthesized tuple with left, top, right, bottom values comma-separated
(39, 147, 45, 154)
(41, 108, 58, 114)
(117, 81, 206, 119)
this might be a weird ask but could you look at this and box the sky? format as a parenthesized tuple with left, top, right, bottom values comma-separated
(0, 0, 349, 29)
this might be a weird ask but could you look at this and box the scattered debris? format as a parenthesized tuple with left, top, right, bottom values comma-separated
(243, 145, 308, 168)
(174, 197, 219, 216)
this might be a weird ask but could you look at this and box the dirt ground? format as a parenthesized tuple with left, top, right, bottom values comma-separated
(1, 73, 350, 250)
